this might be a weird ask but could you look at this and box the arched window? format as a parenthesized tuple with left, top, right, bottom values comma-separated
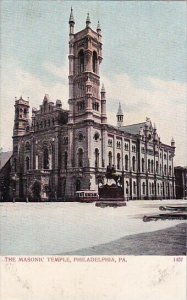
(149, 182, 152, 195)
(160, 183, 162, 195)
(151, 160, 154, 173)
(164, 164, 167, 175)
(132, 156, 136, 172)
(168, 183, 170, 196)
(19, 108, 23, 118)
(64, 152, 68, 170)
(152, 182, 154, 194)
(125, 155, 128, 171)
(142, 182, 145, 195)
(148, 159, 150, 172)
(169, 166, 171, 176)
(142, 158, 145, 172)
(157, 183, 160, 195)
(156, 161, 158, 173)
(26, 157, 30, 171)
(76, 179, 81, 191)
(133, 181, 136, 194)
(95, 148, 99, 168)
(126, 181, 129, 195)
(117, 153, 121, 170)
(43, 148, 49, 169)
(25, 142, 30, 151)
(78, 148, 83, 167)
(108, 151, 112, 167)
(78, 50, 84, 73)
(16, 107, 19, 118)
(92, 51, 97, 73)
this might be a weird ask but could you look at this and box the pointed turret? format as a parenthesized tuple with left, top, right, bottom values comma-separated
(86, 13, 91, 27)
(101, 83, 105, 95)
(116, 102, 124, 127)
(69, 7, 75, 35)
(69, 7, 75, 24)
(97, 21, 101, 33)
(171, 137, 175, 147)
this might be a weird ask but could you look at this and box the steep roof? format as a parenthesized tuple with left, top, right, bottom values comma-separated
(120, 122, 146, 135)
(116, 102, 123, 116)
(0, 151, 12, 170)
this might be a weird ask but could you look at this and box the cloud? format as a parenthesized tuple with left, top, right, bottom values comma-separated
(0, 58, 186, 165)
(0, 58, 69, 151)
(43, 61, 69, 82)
(101, 72, 186, 165)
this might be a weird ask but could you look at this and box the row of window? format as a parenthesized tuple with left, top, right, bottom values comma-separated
(107, 152, 172, 175)
(36, 118, 55, 130)
(13, 149, 173, 174)
(108, 140, 136, 152)
(124, 181, 173, 196)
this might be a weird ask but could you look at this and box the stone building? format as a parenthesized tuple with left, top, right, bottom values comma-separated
(174, 166, 187, 199)
(9, 9, 176, 201)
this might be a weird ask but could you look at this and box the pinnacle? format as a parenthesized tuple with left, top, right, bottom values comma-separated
(101, 83, 105, 93)
(86, 13, 91, 26)
(117, 102, 123, 116)
(97, 21, 101, 31)
(69, 7, 75, 23)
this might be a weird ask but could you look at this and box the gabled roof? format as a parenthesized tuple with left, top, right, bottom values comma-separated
(120, 122, 146, 135)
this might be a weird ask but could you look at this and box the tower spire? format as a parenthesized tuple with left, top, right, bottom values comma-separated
(69, 7, 75, 36)
(116, 102, 124, 127)
(97, 21, 101, 32)
(69, 7, 75, 24)
(86, 13, 91, 27)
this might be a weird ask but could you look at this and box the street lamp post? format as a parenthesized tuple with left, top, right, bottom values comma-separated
(12, 173, 18, 202)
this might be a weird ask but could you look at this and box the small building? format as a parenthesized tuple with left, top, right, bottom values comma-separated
(0, 151, 12, 201)
(174, 166, 187, 199)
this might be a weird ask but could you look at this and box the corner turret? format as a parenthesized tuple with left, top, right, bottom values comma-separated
(13, 96, 30, 136)
(116, 102, 124, 127)
(69, 7, 75, 36)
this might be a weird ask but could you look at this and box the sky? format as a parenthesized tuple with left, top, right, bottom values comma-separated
(0, 0, 186, 165)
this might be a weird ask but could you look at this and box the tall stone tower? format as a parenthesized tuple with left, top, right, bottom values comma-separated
(66, 9, 107, 196)
(68, 10, 103, 124)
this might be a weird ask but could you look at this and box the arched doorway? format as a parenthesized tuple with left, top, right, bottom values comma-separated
(75, 179, 81, 191)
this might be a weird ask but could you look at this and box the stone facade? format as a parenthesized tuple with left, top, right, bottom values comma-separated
(9, 10, 176, 201)
(174, 166, 187, 199)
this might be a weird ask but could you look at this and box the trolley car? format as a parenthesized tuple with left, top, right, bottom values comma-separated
(75, 190, 99, 203)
